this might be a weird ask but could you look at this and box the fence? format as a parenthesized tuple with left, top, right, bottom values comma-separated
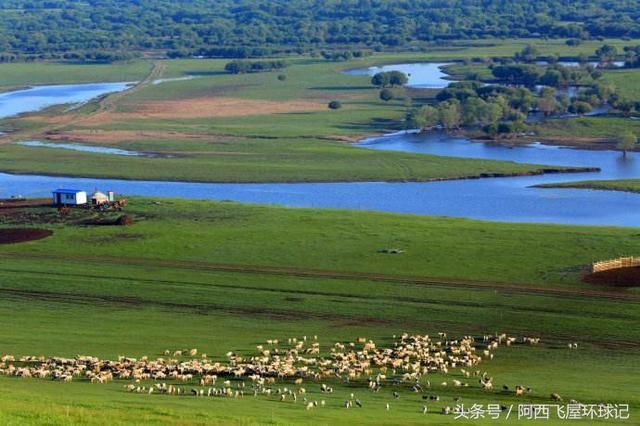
(591, 256, 640, 273)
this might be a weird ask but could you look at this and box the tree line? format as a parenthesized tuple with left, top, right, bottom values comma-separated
(224, 60, 287, 74)
(3, 0, 640, 59)
(407, 80, 620, 135)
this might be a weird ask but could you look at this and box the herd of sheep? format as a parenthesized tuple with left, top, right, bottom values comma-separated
(0, 332, 561, 414)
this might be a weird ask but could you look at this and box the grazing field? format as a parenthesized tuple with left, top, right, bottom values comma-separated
(0, 198, 638, 424)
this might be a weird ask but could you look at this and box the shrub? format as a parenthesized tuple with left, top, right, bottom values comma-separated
(379, 88, 394, 102)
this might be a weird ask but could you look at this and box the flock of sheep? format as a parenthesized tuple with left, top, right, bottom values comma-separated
(0, 332, 556, 414)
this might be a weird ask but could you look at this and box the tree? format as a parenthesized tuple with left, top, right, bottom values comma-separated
(578, 53, 590, 64)
(409, 105, 439, 130)
(379, 88, 394, 101)
(462, 97, 488, 126)
(516, 45, 539, 63)
(617, 131, 637, 157)
(596, 44, 618, 64)
(540, 69, 562, 87)
(371, 71, 408, 87)
(328, 100, 342, 109)
(388, 71, 408, 86)
(438, 100, 462, 130)
(537, 96, 557, 116)
(371, 72, 390, 87)
(615, 100, 635, 116)
(570, 101, 592, 115)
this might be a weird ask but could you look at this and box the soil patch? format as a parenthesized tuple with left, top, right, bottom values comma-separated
(80, 97, 326, 124)
(0, 198, 50, 210)
(45, 130, 235, 144)
(584, 266, 640, 287)
(0, 228, 53, 244)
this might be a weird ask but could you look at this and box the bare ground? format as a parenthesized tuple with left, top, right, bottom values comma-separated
(44, 130, 236, 144)
(79, 97, 327, 124)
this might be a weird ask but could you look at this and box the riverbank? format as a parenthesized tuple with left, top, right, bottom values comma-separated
(536, 179, 640, 194)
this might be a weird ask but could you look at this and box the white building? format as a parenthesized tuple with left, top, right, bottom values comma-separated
(52, 189, 87, 206)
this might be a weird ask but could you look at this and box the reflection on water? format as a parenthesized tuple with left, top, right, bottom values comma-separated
(17, 141, 144, 157)
(344, 63, 452, 89)
(0, 82, 133, 119)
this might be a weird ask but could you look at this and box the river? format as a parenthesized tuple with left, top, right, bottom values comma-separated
(1, 77, 639, 227)
(0, 82, 133, 119)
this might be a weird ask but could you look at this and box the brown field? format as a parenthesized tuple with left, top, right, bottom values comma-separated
(81, 97, 327, 124)
(44, 130, 234, 144)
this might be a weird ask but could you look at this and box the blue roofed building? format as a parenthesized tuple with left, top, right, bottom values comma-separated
(52, 189, 87, 206)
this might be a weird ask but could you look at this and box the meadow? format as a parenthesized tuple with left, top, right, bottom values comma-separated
(0, 55, 561, 183)
(538, 179, 640, 193)
(0, 198, 638, 424)
(1, 39, 640, 425)
(3, 39, 640, 183)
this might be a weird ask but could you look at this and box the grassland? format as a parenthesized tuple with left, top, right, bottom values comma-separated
(537, 179, 640, 193)
(0, 55, 588, 183)
(0, 197, 638, 424)
(0, 61, 152, 91)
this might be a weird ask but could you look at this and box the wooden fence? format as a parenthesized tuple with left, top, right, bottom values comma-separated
(591, 256, 640, 273)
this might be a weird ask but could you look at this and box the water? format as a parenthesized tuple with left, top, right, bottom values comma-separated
(535, 60, 625, 68)
(0, 82, 132, 119)
(3, 131, 640, 226)
(16, 141, 144, 157)
(2, 78, 640, 226)
(343, 63, 452, 89)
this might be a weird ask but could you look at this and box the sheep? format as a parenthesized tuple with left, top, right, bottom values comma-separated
(551, 393, 563, 401)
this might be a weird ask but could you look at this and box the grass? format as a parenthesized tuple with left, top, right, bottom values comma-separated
(2, 44, 640, 182)
(0, 54, 587, 183)
(0, 61, 151, 91)
(603, 68, 640, 100)
(1, 39, 640, 425)
(0, 136, 576, 183)
(537, 179, 640, 193)
(0, 198, 638, 424)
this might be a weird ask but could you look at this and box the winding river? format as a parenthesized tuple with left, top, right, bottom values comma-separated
(2, 71, 640, 227)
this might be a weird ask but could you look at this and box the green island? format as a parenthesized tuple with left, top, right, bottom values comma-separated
(538, 179, 640, 193)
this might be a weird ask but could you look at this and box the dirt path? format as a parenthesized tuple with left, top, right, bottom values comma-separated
(91, 61, 166, 115)
(2, 251, 638, 302)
